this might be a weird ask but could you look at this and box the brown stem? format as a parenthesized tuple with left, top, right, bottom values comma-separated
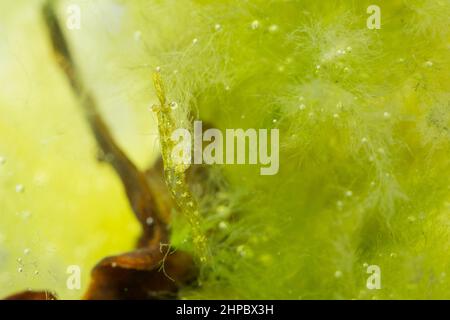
(42, 0, 168, 247)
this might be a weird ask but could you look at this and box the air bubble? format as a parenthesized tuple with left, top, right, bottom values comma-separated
(15, 184, 25, 193)
(268, 24, 279, 33)
(146, 217, 154, 226)
(133, 30, 142, 42)
(250, 20, 260, 30)
(218, 221, 228, 230)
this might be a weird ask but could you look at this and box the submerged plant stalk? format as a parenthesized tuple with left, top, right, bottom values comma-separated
(152, 71, 209, 264)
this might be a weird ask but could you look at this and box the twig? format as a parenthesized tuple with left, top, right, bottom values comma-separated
(42, 0, 168, 246)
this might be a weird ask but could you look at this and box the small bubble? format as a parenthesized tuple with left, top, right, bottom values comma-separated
(272, 119, 278, 123)
(363, 262, 369, 268)
(299, 96, 304, 101)
(34, 270, 39, 275)
(425, 61, 433, 67)
(214, 24, 222, 31)
(299, 104, 306, 110)
(216, 205, 230, 218)
(268, 24, 279, 33)
(224, 85, 231, 91)
(0, 156, 5, 165)
(333, 113, 339, 119)
(155, 66, 161, 72)
(334, 270, 343, 278)
(133, 30, 142, 42)
(170, 101, 178, 110)
(15, 184, 25, 193)
(345, 190, 353, 197)
(24, 248, 30, 255)
(361, 137, 368, 143)
(17, 258, 22, 263)
(383, 112, 391, 118)
(146, 217, 154, 226)
(316, 64, 321, 70)
(218, 221, 228, 230)
(236, 245, 252, 258)
(250, 20, 260, 30)
(18, 268, 23, 273)
(346, 46, 352, 52)
(192, 38, 199, 44)
(21, 210, 31, 219)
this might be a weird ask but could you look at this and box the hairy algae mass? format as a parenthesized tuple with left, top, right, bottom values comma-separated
(0, 0, 449, 299)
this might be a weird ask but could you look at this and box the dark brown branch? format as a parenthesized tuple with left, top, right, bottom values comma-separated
(36, 1, 199, 300)
(42, 0, 168, 247)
